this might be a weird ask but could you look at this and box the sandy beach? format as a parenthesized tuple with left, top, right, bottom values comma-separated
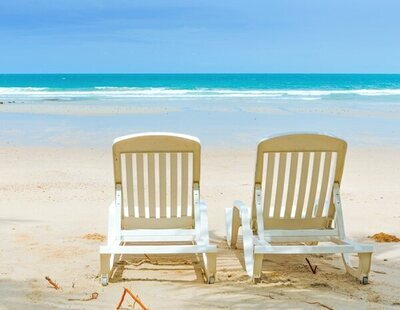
(1, 145, 399, 309)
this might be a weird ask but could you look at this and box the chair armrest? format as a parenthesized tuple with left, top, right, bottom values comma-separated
(232, 200, 252, 231)
(233, 200, 253, 238)
(226, 200, 255, 276)
(233, 200, 250, 213)
(106, 184, 122, 246)
(195, 200, 211, 244)
(107, 200, 116, 245)
(226, 200, 253, 247)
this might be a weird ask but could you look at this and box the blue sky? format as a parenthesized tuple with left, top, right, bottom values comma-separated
(0, 0, 399, 73)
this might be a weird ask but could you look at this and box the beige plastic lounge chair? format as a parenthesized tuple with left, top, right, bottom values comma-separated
(100, 133, 217, 285)
(226, 133, 373, 284)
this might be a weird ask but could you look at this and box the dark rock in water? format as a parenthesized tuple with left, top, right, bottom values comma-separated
(0, 102, 3, 104)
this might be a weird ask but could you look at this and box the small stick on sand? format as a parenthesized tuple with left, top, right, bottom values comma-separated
(116, 287, 149, 310)
(144, 254, 158, 264)
(68, 292, 99, 302)
(84, 292, 99, 301)
(305, 301, 334, 310)
(116, 289, 127, 309)
(305, 258, 318, 274)
(128, 254, 190, 267)
(127, 254, 155, 267)
(131, 259, 148, 267)
(45, 276, 61, 290)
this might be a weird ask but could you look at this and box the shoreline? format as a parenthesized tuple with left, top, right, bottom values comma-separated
(1, 99, 400, 149)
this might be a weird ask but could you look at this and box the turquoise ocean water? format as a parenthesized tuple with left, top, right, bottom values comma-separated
(1, 74, 400, 147)
(1, 74, 400, 101)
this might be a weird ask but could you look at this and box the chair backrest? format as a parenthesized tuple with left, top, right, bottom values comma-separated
(252, 133, 347, 230)
(113, 133, 201, 229)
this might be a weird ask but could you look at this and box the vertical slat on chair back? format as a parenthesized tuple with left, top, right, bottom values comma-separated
(113, 133, 200, 221)
(253, 134, 347, 230)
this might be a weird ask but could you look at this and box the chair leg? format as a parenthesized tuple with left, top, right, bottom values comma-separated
(342, 252, 372, 284)
(100, 253, 112, 286)
(252, 253, 264, 283)
(202, 253, 217, 284)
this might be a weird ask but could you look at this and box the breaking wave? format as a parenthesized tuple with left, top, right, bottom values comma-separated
(2, 87, 400, 100)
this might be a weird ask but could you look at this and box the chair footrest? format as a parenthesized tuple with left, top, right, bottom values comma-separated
(100, 244, 217, 255)
(254, 244, 373, 254)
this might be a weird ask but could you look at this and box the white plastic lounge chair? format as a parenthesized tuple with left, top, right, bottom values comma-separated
(100, 133, 217, 285)
(226, 133, 373, 284)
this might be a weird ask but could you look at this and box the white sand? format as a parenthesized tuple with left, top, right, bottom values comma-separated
(3, 98, 400, 119)
(0, 147, 400, 309)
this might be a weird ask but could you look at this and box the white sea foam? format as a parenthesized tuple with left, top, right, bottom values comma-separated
(1, 87, 400, 100)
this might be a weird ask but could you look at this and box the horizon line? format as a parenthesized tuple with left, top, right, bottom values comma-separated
(1, 72, 400, 75)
